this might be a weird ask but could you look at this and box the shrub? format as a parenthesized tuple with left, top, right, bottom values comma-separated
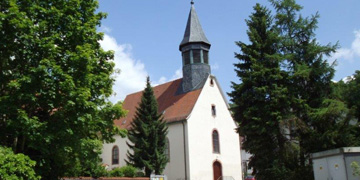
(109, 165, 140, 177)
(0, 146, 40, 180)
(351, 161, 360, 177)
(120, 165, 138, 177)
(109, 167, 124, 177)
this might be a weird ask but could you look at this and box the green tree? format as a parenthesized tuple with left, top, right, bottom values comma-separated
(229, 4, 295, 179)
(344, 71, 360, 122)
(351, 161, 360, 177)
(0, 0, 126, 179)
(338, 71, 360, 145)
(270, 0, 357, 178)
(126, 77, 168, 176)
(0, 146, 40, 180)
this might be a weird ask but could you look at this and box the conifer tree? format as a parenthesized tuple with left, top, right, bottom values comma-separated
(229, 4, 294, 179)
(270, 0, 357, 178)
(126, 77, 168, 176)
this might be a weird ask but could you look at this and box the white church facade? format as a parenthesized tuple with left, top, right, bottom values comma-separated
(101, 2, 243, 180)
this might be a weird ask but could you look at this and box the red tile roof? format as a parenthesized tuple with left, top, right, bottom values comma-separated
(114, 78, 203, 129)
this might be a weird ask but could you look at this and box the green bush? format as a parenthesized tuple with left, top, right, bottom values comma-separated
(109, 165, 140, 177)
(120, 165, 138, 177)
(91, 164, 109, 178)
(0, 146, 40, 180)
(136, 171, 145, 177)
(109, 167, 124, 177)
(351, 161, 360, 177)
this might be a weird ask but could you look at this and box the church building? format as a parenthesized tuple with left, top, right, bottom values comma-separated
(101, 2, 243, 180)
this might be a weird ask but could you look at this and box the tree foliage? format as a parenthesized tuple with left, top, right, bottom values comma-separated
(126, 77, 168, 176)
(343, 71, 360, 122)
(351, 161, 360, 177)
(0, 146, 40, 180)
(270, 0, 358, 177)
(109, 165, 139, 177)
(231, 0, 359, 179)
(0, 0, 126, 179)
(229, 4, 296, 179)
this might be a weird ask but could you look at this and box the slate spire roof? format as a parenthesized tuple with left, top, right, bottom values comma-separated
(179, 2, 211, 49)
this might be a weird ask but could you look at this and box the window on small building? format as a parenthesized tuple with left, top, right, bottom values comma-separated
(193, 49, 201, 63)
(212, 130, 220, 153)
(183, 51, 191, 65)
(210, 78, 214, 86)
(164, 138, 170, 162)
(203, 50, 209, 64)
(211, 105, 216, 116)
(112, 146, 119, 165)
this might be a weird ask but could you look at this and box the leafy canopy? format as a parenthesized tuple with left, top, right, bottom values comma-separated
(0, 146, 40, 180)
(0, 0, 126, 179)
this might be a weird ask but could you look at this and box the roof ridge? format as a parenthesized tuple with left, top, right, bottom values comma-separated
(125, 78, 183, 97)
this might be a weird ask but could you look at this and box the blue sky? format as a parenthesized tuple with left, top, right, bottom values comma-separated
(97, 0, 360, 103)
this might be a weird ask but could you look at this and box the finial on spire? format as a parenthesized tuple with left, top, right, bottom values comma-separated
(191, 0, 194, 5)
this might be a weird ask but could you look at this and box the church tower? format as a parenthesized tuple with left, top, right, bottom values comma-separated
(180, 1, 211, 92)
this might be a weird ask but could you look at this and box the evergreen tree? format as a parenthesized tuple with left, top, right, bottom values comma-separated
(229, 4, 294, 179)
(0, 0, 126, 178)
(126, 77, 168, 176)
(345, 71, 360, 122)
(270, 0, 357, 178)
(340, 71, 360, 145)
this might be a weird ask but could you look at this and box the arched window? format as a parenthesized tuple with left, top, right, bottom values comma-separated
(112, 146, 119, 165)
(212, 130, 220, 153)
(164, 138, 170, 162)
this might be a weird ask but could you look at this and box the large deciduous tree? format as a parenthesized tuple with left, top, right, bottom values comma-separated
(0, 0, 126, 179)
(229, 4, 295, 179)
(126, 77, 168, 176)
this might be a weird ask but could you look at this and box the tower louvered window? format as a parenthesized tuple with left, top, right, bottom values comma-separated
(192, 50, 201, 63)
(203, 50, 209, 64)
(183, 51, 191, 65)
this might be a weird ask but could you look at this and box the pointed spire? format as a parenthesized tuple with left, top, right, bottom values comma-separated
(179, 2, 210, 50)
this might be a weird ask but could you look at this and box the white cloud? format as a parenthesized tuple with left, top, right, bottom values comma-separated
(331, 30, 360, 63)
(100, 34, 147, 103)
(152, 67, 183, 86)
(352, 30, 360, 56)
(211, 63, 219, 71)
(99, 25, 112, 33)
(99, 34, 183, 103)
(172, 68, 183, 79)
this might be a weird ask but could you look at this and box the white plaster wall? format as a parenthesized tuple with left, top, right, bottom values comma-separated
(163, 122, 186, 180)
(101, 134, 130, 170)
(186, 76, 243, 180)
(101, 123, 186, 179)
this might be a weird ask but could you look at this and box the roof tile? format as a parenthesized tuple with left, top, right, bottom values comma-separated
(114, 78, 202, 129)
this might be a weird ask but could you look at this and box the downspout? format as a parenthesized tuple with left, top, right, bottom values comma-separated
(182, 121, 188, 180)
